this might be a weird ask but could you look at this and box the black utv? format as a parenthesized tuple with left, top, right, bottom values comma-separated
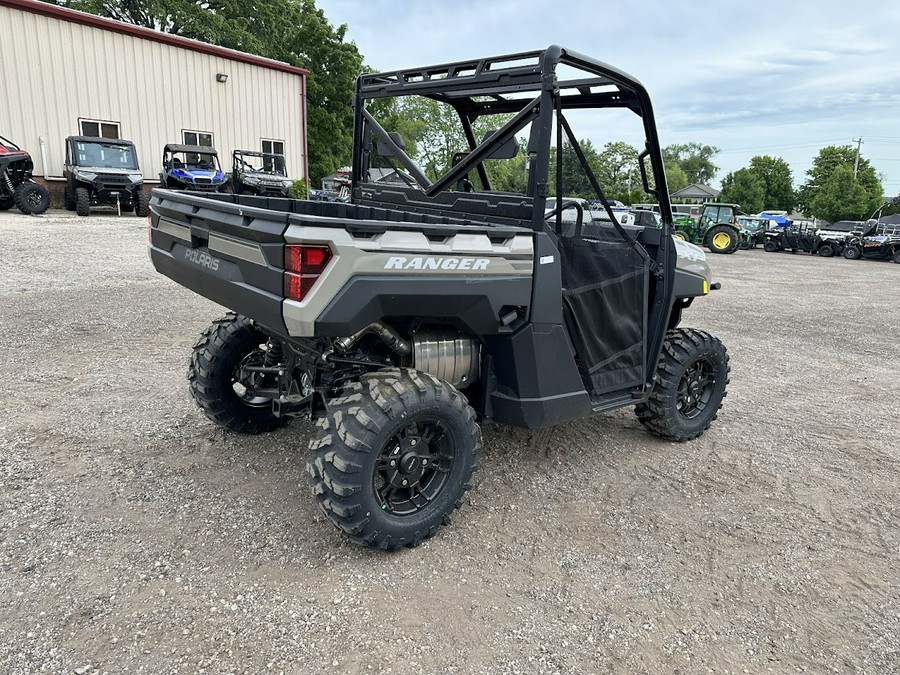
(232, 150, 293, 196)
(0, 134, 50, 215)
(63, 136, 148, 217)
(842, 200, 900, 262)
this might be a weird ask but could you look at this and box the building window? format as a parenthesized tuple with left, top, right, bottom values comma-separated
(80, 119, 120, 139)
(262, 139, 284, 156)
(183, 130, 214, 148)
(182, 131, 214, 165)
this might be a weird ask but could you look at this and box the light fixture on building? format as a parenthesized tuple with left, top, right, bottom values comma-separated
(216, 73, 228, 83)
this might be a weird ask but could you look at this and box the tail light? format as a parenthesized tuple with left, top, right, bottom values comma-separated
(284, 244, 332, 301)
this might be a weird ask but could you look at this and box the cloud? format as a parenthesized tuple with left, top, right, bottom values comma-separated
(318, 0, 900, 190)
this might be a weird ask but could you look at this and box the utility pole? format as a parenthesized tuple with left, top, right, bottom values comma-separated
(852, 137, 863, 178)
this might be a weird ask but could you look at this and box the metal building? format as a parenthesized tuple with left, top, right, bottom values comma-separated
(0, 0, 308, 194)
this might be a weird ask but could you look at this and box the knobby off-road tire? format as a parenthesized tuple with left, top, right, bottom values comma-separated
(307, 368, 481, 550)
(818, 244, 834, 257)
(893, 250, 900, 264)
(188, 313, 282, 434)
(636, 328, 730, 442)
(843, 245, 861, 260)
(763, 239, 778, 253)
(707, 226, 737, 254)
(75, 187, 91, 216)
(14, 181, 50, 215)
(0, 197, 12, 211)
(135, 191, 150, 217)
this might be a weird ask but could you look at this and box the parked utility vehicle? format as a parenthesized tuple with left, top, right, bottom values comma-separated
(63, 136, 148, 217)
(149, 46, 730, 550)
(159, 144, 227, 192)
(0, 134, 50, 215)
(232, 150, 293, 196)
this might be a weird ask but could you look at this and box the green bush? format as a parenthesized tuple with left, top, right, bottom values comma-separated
(290, 178, 308, 200)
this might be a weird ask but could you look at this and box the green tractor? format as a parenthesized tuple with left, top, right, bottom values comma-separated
(673, 202, 746, 254)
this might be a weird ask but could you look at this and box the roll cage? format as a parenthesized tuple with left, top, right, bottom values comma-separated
(352, 44, 673, 232)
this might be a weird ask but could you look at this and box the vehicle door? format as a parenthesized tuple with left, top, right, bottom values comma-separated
(556, 202, 650, 397)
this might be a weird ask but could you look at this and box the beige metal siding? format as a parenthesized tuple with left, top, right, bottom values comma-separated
(0, 5, 306, 181)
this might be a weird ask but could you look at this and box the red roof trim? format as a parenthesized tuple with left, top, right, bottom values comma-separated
(1, 0, 309, 77)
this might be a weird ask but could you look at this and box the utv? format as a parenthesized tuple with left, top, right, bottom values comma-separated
(843, 200, 900, 262)
(149, 46, 730, 550)
(232, 150, 293, 196)
(159, 144, 227, 192)
(63, 136, 149, 217)
(673, 203, 744, 254)
(0, 134, 50, 215)
(762, 225, 827, 255)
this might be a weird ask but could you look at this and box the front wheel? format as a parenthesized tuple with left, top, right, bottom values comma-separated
(188, 313, 282, 434)
(707, 226, 737, 254)
(843, 245, 861, 260)
(635, 328, 730, 442)
(75, 187, 91, 216)
(818, 244, 834, 257)
(307, 368, 481, 550)
(673, 230, 689, 241)
(135, 191, 150, 217)
(892, 250, 900, 264)
(14, 181, 50, 215)
(763, 240, 779, 253)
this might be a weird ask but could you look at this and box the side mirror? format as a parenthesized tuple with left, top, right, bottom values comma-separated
(376, 132, 406, 157)
(481, 130, 519, 160)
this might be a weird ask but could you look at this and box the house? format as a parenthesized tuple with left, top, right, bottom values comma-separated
(670, 184, 721, 204)
(0, 0, 308, 196)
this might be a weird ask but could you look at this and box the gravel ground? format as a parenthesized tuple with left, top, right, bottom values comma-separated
(1, 209, 899, 674)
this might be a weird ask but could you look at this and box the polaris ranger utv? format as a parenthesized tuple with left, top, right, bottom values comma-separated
(63, 136, 149, 217)
(149, 46, 730, 550)
(0, 134, 50, 215)
(232, 149, 293, 196)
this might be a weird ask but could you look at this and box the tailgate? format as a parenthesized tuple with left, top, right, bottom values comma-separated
(148, 190, 289, 334)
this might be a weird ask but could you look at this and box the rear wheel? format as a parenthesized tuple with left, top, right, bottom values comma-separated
(14, 181, 50, 215)
(307, 368, 481, 550)
(0, 197, 13, 211)
(636, 328, 730, 441)
(892, 250, 900, 264)
(75, 187, 91, 216)
(707, 226, 736, 254)
(64, 186, 77, 211)
(763, 240, 779, 253)
(188, 313, 282, 434)
(843, 245, 861, 260)
(818, 244, 834, 257)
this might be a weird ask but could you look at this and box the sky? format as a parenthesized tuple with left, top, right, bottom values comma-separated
(317, 0, 900, 196)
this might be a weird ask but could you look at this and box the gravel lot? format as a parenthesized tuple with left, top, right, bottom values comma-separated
(1, 209, 899, 674)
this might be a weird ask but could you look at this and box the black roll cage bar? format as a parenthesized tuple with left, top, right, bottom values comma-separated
(352, 44, 673, 235)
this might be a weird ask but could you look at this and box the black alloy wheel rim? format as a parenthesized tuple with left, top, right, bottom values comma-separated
(677, 357, 716, 420)
(231, 347, 273, 407)
(26, 189, 42, 207)
(374, 416, 456, 516)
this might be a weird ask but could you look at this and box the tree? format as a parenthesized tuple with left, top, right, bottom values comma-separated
(809, 167, 871, 223)
(663, 142, 720, 185)
(747, 155, 794, 211)
(63, 0, 364, 185)
(797, 145, 883, 219)
(594, 142, 640, 195)
(719, 168, 765, 213)
(663, 158, 689, 195)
